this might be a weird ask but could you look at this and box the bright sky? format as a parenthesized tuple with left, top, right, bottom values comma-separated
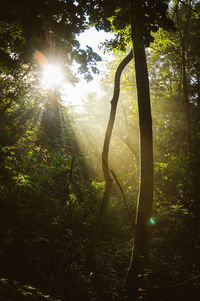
(61, 28, 113, 110)
(77, 27, 110, 52)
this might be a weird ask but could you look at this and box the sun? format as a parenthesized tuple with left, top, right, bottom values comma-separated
(41, 64, 64, 89)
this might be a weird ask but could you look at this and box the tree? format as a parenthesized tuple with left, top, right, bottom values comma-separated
(125, 2, 154, 297)
(175, 0, 192, 151)
(1, 1, 200, 300)
(87, 50, 133, 272)
(148, 0, 200, 216)
(80, 0, 174, 297)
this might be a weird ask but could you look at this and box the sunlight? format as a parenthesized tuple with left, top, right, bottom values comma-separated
(37, 28, 113, 110)
(59, 28, 113, 110)
(61, 80, 98, 111)
(42, 64, 64, 89)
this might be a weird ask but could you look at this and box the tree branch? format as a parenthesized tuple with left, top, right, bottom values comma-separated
(110, 169, 135, 229)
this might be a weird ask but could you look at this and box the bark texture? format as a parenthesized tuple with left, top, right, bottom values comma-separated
(125, 1, 154, 299)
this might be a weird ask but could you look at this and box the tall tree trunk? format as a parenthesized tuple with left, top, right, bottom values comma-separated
(175, 2, 192, 151)
(125, 2, 154, 298)
(181, 36, 192, 151)
(87, 51, 133, 272)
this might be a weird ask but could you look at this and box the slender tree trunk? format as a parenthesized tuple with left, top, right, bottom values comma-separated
(181, 36, 192, 151)
(125, 2, 153, 298)
(197, 74, 200, 103)
(87, 51, 133, 272)
(176, 2, 192, 151)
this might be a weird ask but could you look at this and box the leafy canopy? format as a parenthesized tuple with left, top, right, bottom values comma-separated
(0, 0, 102, 81)
(77, 0, 174, 51)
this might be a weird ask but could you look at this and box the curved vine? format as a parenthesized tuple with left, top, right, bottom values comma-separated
(87, 50, 133, 272)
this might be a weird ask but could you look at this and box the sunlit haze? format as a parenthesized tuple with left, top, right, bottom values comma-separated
(42, 64, 64, 89)
(39, 28, 113, 110)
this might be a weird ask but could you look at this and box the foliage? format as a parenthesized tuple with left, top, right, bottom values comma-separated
(80, 0, 174, 51)
(0, 278, 60, 301)
(1, 0, 200, 301)
(0, 0, 102, 81)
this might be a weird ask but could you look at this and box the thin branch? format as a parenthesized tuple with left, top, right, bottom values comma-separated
(178, 0, 197, 13)
(166, 274, 200, 288)
(152, 274, 200, 290)
(110, 169, 135, 229)
(117, 134, 139, 162)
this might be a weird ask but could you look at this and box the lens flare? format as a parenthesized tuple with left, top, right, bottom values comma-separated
(149, 217, 155, 225)
(35, 50, 48, 66)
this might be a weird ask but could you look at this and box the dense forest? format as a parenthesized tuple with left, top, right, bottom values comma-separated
(0, 0, 200, 300)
